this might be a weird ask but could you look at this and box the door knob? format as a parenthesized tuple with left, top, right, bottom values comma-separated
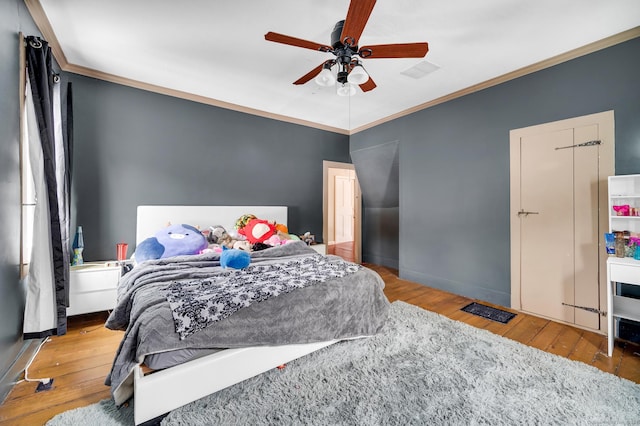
(518, 209, 539, 217)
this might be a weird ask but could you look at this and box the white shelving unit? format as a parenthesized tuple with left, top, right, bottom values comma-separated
(606, 174, 640, 356)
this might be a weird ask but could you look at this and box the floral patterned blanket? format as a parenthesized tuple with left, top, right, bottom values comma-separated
(166, 254, 361, 339)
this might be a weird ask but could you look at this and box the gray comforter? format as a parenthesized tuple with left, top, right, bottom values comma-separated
(105, 242, 390, 405)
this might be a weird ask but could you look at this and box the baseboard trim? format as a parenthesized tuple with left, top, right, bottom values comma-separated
(399, 268, 511, 308)
(363, 254, 399, 269)
(0, 339, 42, 404)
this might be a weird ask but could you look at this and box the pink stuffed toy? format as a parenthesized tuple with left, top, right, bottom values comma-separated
(265, 234, 288, 246)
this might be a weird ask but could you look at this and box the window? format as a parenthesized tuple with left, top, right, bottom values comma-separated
(19, 34, 35, 278)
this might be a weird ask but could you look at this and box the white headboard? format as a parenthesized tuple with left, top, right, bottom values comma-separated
(135, 205, 288, 245)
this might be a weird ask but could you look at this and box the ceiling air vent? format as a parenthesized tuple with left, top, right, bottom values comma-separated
(400, 60, 440, 79)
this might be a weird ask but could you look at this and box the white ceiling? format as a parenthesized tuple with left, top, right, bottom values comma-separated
(32, 0, 640, 133)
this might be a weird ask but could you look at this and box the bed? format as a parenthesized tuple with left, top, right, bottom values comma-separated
(105, 205, 390, 425)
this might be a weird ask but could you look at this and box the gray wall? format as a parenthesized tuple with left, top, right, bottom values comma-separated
(0, 0, 43, 400)
(351, 140, 400, 267)
(351, 37, 640, 307)
(67, 74, 351, 261)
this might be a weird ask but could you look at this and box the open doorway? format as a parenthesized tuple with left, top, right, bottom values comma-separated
(323, 161, 362, 263)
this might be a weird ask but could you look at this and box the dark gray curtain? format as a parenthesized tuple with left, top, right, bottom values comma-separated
(23, 35, 71, 338)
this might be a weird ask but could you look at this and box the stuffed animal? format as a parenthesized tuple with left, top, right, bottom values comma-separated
(275, 223, 289, 234)
(220, 247, 251, 269)
(207, 225, 229, 244)
(134, 224, 208, 263)
(265, 234, 294, 246)
(234, 214, 257, 230)
(232, 240, 251, 252)
(201, 244, 223, 254)
(251, 242, 271, 251)
(206, 225, 234, 248)
(238, 218, 277, 244)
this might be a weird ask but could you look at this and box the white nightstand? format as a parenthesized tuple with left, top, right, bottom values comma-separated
(67, 261, 122, 316)
(310, 244, 327, 255)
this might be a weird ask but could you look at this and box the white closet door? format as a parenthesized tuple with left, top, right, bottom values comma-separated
(520, 129, 575, 324)
(510, 111, 613, 333)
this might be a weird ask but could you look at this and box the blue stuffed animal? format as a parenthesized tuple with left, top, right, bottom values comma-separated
(220, 247, 251, 269)
(134, 224, 208, 263)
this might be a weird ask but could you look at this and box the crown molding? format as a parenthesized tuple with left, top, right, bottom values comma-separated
(22, 0, 349, 135)
(23, 0, 67, 66)
(350, 26, 640, 134)
(63, 61, 349, 135)
(24, 0, 638, 136)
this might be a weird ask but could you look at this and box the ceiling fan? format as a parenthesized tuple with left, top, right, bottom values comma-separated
(265, 0, 429, 96)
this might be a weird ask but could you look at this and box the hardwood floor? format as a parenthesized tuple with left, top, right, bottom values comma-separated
(1, 259, 639, 425)
(0, 312, 124, 425)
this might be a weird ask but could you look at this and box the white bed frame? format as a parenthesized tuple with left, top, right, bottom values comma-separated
(131, 206, 338, 425)
(135, 205, 290, 247)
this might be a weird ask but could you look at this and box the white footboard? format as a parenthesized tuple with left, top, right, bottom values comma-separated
(133, 340, 337, 425)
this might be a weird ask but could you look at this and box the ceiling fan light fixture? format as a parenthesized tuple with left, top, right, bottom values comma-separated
(347, 63, 369, 84)
(265, 0, 430, 96)
(315, 67, 336, 87)
(337, 82, 356, 97)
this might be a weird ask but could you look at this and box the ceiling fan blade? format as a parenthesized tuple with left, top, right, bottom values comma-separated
(293, 63, 325, 85)
(359, 77, 377, 92)
(265, 32, 332, 52)
(340, 0, 377, 47)
(359, 42, 429, 58)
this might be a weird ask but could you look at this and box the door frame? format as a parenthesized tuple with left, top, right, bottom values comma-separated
(509, 110, 614, 333)
(323, 160, 362, 264)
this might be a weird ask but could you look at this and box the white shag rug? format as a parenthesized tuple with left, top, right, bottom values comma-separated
(47, 301, 640, 425)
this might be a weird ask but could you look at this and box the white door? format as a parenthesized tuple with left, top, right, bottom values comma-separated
(334, 174, 355, 243)
(519, 128, 575, 324)
(323, 161, 362, 264)
(510, 111, 614, 333)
